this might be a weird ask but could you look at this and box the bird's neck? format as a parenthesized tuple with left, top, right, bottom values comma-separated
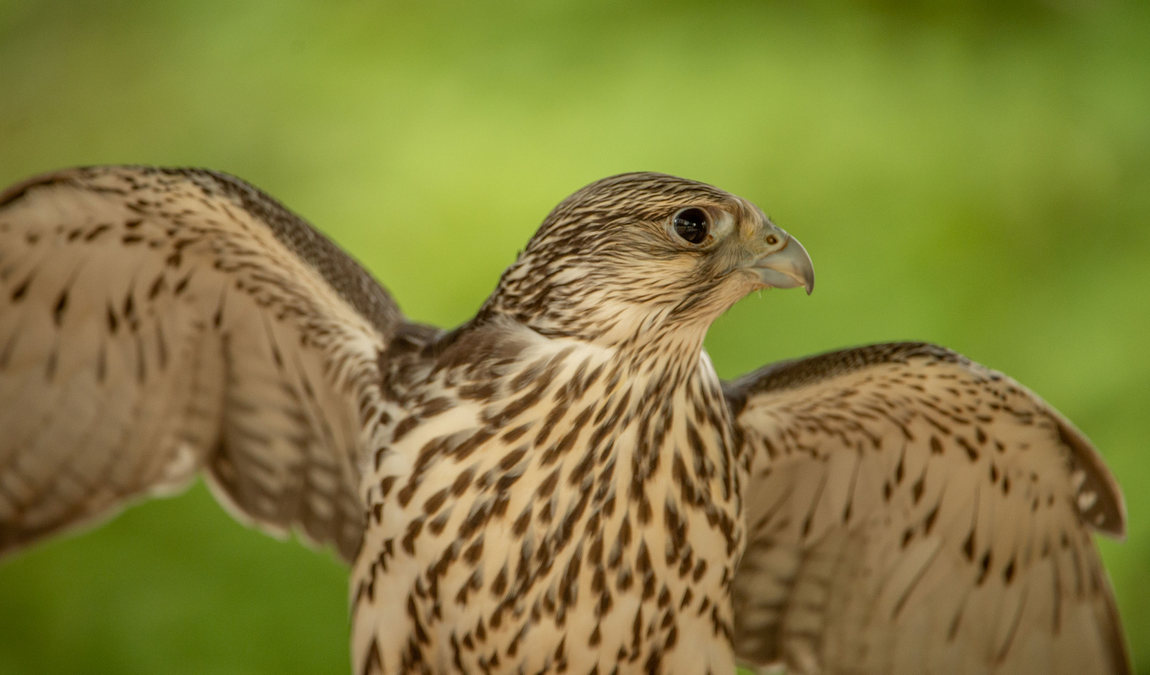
(476, 296, 716, 372)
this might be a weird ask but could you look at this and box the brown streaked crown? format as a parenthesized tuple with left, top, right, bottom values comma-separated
(479, 172, 762, 344)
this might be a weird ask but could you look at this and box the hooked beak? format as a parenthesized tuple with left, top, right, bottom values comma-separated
(752, 233, 815, 294)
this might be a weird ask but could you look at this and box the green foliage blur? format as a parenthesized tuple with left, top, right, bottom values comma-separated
(1, 0, 1147, 672)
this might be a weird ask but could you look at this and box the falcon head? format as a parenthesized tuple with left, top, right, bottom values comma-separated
(481, 172, 814, 348)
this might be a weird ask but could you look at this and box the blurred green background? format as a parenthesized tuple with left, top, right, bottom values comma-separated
(1, 0, 1147, 672)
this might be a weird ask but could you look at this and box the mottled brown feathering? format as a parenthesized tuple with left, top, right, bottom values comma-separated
(0, 166, 1129, 674)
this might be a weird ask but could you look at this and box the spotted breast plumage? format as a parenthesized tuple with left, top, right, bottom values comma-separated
(0, 167, 1129, 674)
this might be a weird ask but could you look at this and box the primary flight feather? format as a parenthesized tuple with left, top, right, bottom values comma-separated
(0, 166, 1128, 674)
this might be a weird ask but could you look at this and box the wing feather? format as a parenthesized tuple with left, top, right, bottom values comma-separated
(726, 341, 1128, 674)
(0, 166, 424, 562)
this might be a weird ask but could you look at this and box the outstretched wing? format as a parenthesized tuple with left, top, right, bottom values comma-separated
(725, 342, 1128, 674)
(0, 166, 428, 562)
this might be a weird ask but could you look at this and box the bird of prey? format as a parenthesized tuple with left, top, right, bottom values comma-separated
(0, 166, 1129, 674)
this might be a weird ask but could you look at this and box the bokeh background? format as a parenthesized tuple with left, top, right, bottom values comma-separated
(1, 0, 1147, 672)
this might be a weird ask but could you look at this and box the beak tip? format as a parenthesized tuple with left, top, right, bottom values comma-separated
(751, 233, 815, 295)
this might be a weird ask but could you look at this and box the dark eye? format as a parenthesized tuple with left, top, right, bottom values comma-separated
(672, 207, 710, 245)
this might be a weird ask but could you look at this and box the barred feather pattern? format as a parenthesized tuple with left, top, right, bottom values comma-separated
(0, 167, 1129, 675)
(353, 312, 747, 673)
(726, 343, 1128, 674)
(0, 166, 397, 560)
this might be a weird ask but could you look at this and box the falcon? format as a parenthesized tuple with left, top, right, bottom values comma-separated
(0, 166, 1129, 674)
